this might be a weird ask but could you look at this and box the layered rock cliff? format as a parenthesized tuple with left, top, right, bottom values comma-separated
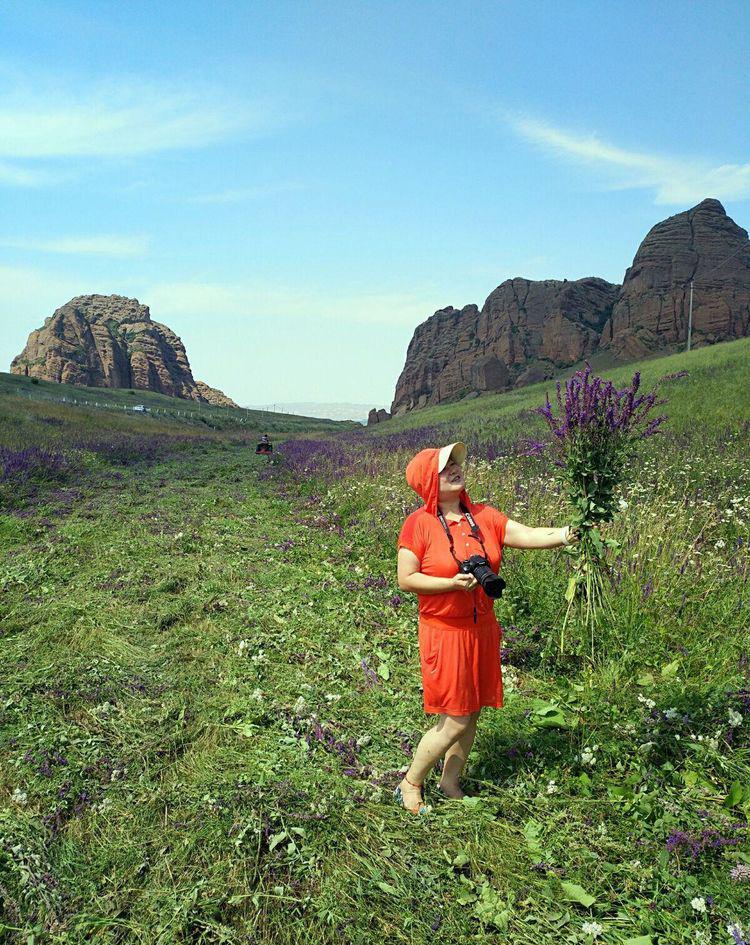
(599, 198, 750, 359)
(11, 295, 238, 407)
(391, 199, 750, 415)
(391, 278, 619, 414)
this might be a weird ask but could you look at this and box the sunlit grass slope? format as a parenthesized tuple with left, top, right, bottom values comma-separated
(0, 370, 358, 436)
(378, 336, 750, 439)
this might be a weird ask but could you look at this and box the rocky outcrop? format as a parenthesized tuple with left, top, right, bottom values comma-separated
(391, 279, 619, 414)
(194, 381, 239, 409)
(367, 408, 392, 426)
(392, 199, 750, 414)
(11, 295, 236, 407)
(599, 198, 750, 359)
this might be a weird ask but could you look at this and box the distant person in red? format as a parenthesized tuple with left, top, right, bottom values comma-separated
(256, 434, 273, 455)
(395, 442, 579, 814)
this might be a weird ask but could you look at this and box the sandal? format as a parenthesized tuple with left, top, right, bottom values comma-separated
(394, 775, 429, 815)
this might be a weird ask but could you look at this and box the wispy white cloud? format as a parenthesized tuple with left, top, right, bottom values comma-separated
(509, 115, 750, 204)
(190, 182, 305, 205)
(145, 280, 438, 327)
(0, 79, 266, 159)
(1, 234, 150, 257)
(0, 161, 61, 187)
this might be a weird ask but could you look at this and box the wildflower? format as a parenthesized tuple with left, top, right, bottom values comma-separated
(546, 780, 558, 795)
(618, 498, 629, 510)
(293, 696, 306, 715)
(730, 864, 750, 882)
(581, 920, 604, 937)
(638, 693, 656, 709)
(250, 688, 263, 701)
(728, 709, 743, 727)
(727, 922, 747, 945)
(665, 707, 679, 720)
(692, 897, 707, 913)
(715, 539, 726, 549)
(11, 788, 28, 805)
(237, 640, 250, 656)
(580, 745, 598, 766)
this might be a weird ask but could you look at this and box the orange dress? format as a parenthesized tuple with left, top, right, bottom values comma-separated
(397, 449, 508, 716)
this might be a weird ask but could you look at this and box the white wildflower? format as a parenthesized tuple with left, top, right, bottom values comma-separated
(324, 693, 341, 703)
(618, 498, 629, 511)
(580, 745, 598, 766)
(293, 696, 306, 715)
(11, 788, 28, 805)
(728, 709, 743, 727)
(250, 688, 263, 701)
(638, 693, 656, 709)
(727, 922, 745, 941)
(691, 896, 707, 913)
(664, 707, 679, 720)
(581, 920, 604, 937)
(237, 640, 250, 656)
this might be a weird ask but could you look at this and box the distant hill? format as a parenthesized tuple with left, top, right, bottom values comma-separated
(392, 198, 750, 415)
(11, 294, 237, 408)
(246, 402, 387, 422)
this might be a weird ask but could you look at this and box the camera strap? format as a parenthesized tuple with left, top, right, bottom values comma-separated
(436, 504, 489, 625)
(436, 503, 488, 563)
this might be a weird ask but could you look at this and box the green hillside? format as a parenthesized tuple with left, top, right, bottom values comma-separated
(0, 370, 357, 445)
(378, 336, 750, 438)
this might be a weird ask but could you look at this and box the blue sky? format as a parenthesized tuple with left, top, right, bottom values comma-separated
(1, 0, 749, 410)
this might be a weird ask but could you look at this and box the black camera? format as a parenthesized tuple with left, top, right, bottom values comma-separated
(459, 555, 505, 599)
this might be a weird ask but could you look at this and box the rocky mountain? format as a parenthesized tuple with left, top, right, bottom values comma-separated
(599, 198, 750, 359)
(392, 279, 619, 413)
(10, 295, 238, 407)
(391, 199, 750, 415)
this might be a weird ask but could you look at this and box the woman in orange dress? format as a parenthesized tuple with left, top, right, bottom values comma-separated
(395, 441, 578, 814)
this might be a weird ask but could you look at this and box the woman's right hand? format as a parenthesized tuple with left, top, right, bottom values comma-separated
(451, 573, 477, 592)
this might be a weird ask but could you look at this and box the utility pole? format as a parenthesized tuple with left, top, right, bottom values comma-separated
(686, 280, 694, 352)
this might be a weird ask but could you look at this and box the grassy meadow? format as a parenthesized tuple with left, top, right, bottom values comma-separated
(1, 339, 749, 944)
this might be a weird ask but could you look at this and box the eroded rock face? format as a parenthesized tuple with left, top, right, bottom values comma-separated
(599, 198, 750, 358)
(391, 279, 619, 414)
(391, 199, 750, 414)
(194, 381, 239, 409)
(11, 295, 236, 406)
(367, 408, 392, 425)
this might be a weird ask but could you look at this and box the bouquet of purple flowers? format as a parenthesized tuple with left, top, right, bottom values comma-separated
(538, 364, 666, 661)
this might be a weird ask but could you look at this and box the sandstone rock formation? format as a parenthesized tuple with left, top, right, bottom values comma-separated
(391, 199, 750, 414)
(367, 408, 392, 425)
(391, 279, 619, 414)
(599, 198, 750, 359)
(11, 295, 237, 407)
(194, 381, 239, 409)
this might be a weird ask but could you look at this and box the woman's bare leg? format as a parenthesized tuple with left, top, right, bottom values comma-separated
(397, 714, 473, 812)
(439, 710, 480, 798)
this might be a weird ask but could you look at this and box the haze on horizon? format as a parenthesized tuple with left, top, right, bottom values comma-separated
(1, 1, 749, 409)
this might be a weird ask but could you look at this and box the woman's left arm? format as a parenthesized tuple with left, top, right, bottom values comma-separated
(504, 518, 578, 550)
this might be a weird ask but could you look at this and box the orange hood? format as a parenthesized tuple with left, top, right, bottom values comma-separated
(405, 447, 474, 517)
